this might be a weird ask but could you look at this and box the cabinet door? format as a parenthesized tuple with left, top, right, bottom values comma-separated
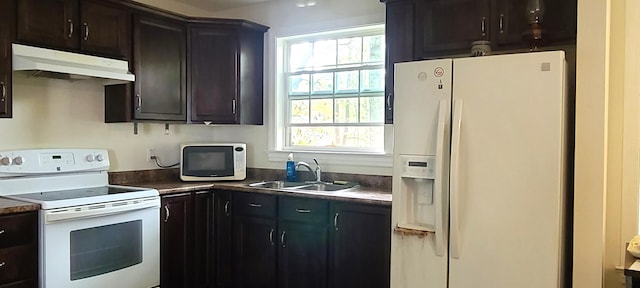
(233, 216, 277, 288)
(543, 0, 577, 43)
(278, 221, 328, 288)
(214, 190, 233, 288)
(133, 15, 187, 121)
(491, 0, 528, 48)
(189, 26, 239, 124)
(415, 0, 490, 58)
(0, 0, 14, 118)
(17, 0, 78, 50)
(329, 203, 391, 288)
(160, 193, 193, 288)
(194, 191, 214, 288)
(80, 0, 130, 59)
(384, 0, 415, 124)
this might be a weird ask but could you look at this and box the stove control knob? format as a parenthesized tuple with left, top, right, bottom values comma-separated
(13, 156, 24, 165)
(86, 155, 95, 162)
(95, 154, 104, 162)
(0, 156, 12, 166)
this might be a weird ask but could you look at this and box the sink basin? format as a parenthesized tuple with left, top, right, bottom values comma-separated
(248, 181, 308, 189)
(248, 181, 358, 192)
(294, 182, 358, 192)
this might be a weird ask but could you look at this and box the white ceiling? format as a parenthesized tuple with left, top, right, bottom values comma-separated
(174, 0, 276, 11)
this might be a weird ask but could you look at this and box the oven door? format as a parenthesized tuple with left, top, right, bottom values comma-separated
(40, 197, 160, 288)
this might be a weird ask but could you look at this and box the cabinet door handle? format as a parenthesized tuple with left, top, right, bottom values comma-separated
(0, 262, 5, 268)
(68, 19, 74, 38)
(232, 99, 237, 114)
(269, 228, 275, 246)
(334, 212, 339, 231)
(499, 14, 505, 34)
(136, 94, 141, 111)
(249, 203, 262, 208)
(224, 200, 230, 216)
(163, 205, 170, 223)
(480, 17, 487, 37)
(1, 82, 5, 101)
(386, 93, 392, 111)
(296, 209, 311, 213)
(83, 23, 89, 40)
(281, 231, 286, 247)
(0, 229, 5, 235)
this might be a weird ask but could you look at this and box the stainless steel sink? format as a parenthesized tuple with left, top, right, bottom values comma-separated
(248, 181, 358, 192)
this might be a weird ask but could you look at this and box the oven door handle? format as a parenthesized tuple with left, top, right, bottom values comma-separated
(44, 197, 160, 223)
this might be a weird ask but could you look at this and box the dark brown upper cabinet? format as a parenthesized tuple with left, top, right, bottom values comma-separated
(0, 0, 15, 118)
(188, 20, 268, 125)
(17, 0, 130, 60)
(132, 14, 187, 122)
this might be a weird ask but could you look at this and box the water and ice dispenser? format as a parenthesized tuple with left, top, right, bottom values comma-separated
(396, 154, 438, 231)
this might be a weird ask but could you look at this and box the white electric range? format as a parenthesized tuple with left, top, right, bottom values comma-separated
(0, 149, 160, 288)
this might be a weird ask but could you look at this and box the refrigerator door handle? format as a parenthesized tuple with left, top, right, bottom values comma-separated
(450, 99, 463, 259)
(434, 99, 448, 256)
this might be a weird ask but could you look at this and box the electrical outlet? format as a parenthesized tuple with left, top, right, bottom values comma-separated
(147, 149, 155, 162)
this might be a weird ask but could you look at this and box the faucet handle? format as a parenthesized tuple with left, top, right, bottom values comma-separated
(313, 158, 320, 167)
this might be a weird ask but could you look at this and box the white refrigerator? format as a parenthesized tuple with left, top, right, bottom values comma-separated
(391, 51, 567, 288)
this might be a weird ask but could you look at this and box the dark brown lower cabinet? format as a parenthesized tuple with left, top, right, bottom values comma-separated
(233, 215, 277, 288)
(330, 202, 391, 288)
(160, 190, 215, 288)
(214, 190, 233, 288)
(0, 212, 38, 288)
(278, 221, 328, 288)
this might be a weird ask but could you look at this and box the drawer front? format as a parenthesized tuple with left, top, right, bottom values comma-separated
(279, 196, 328, 224)
(0, 245, 37, 285)
(234, 192, 276, 218)
(0, 213, 37, 248)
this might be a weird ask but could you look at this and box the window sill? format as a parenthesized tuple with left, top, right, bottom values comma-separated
(267, 150, 393, 168)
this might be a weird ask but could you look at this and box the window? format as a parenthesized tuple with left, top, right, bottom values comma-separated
(279, 25, 385, 152)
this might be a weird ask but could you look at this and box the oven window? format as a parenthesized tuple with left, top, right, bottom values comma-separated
(70, 220, 142, 280)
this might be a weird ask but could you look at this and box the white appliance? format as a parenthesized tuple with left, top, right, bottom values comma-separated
(12, 44, 135, 82)
(180, 143, 247, 181)
(391, 51, 567, 288)
(0, 149, 160, 288)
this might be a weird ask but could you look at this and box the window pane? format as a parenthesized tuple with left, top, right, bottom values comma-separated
(335, 71, 359, 94)
(312, 73, 334, 94)
(290, 126, 384, 149)
(313, 40, 336, 68)
(335, 98, 359, 123)
(290, 99, 309, 123)
(289, 74, 310, 95)
(360, 96, 385, 123)
(310, 99, 333, 123)
(363, 35, 385, 63)
(290, 42, 312, 71)
(337, 37, 362, 65)
(360, 69, 384, 92)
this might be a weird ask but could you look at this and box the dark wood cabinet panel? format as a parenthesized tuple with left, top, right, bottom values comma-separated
(188, 21, 267, 125)
(80, 0, 130, 59)
(543, 0, 577, 44)
(214, 190, 233, 288)
(330, 202, 391, 288)
(189, 26, 239, 124)
(384, 0, 415, 124)
(233, 216, 277, 288)
(0, 0, 14, 118)
(17, 0, 78, 50)
(491, 0, 529, 47)
(278, 221, 328, 288)
(133, 15, 187, 121)
(0, 212, 38, 287)
(193, 191, 215, 288)
(160, 193, 193, 288)
(415, 0, 490, 58)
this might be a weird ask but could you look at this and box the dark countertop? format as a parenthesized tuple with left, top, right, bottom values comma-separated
(126, 179, 392, 206)
(0, 198, 40, 215)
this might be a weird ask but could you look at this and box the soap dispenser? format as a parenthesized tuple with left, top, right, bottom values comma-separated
(286, 153, 297, 182)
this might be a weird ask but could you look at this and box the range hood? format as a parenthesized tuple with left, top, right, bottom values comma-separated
(12, 44, 135, 82)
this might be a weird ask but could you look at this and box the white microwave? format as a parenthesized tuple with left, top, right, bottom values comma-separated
(180, 143, 247, 181)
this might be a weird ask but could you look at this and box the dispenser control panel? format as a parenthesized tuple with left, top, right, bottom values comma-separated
(399, 155, 436, 179)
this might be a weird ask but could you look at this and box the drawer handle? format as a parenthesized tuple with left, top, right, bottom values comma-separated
(249, 203, 262, 208)
(296, 209, 311, 213)
(224, 200, 230, 216)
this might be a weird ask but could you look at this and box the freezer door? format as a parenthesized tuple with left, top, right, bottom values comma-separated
(448, 51, 567, 288)
(391, 59, 452, 288)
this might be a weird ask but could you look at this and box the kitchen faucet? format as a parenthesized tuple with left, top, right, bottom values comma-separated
(295, 158, 322, 182)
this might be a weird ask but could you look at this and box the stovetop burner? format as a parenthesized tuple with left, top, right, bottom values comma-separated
(14, 186, 146, 202)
